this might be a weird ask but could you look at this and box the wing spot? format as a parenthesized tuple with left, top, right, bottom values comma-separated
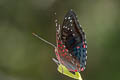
(85, 61, 86, 65)
(61, 54, 65, 57)
(65, 17, 67, 19)
(68, 17, 71, 19)
(70, 20, 72, 22)
(63, 26, 65, 28)
(74, 69, 77, 72)
(55, 19, 58, 22)
(56, 23, 58, 27)
(62, 36, 66, 40)
(83, 45, 86, 48)
(86, 50, 87, 54)
(72, 33, 75, 36)
(86, 56, 87, 59)
(81, 68, 84, 71)
(71, 24, 73, 26)
(84, 67, 86, 70)
(60, 47, 62, 49)
(58, 24, 60, 27)
(62, 49, 64, 52)
(68, 28, 70, 30)
(58, 44, 60, 47)
(85, 35, 86, 39)
(65, 26, 67, 28)
(65, 49, 68, 52)
(82, 29, 84, 32)
(77, 46, 80, 49)
(54, 12, 57, 15)
(71, 60, 74, 64)
(57, 30, 59, 33)
(58, 49, 61, 53)
(64, 52, 67, 55)
(62, 45, 65, 48)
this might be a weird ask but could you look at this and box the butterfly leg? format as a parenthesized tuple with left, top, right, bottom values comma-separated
(52, 58, 59, 66)
(52, 58, 64, 74)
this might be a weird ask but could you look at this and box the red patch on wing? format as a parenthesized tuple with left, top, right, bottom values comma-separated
(83, 45, 86, 48)
(77, 46, 80, 49)
(62, 49, 65, 52)
(58, 49, 61, 53)
(58, 44, 60, 47)
(62, 45, 65, 47)
(60, 47, 62, 49)
(81, 68, 84, 71)
(64, 52, 67, 55)
(74, 69, 77, 72)
(65, 49, 68, 52)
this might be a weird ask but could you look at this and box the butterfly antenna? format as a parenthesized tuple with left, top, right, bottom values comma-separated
(32, 33, 56, 48)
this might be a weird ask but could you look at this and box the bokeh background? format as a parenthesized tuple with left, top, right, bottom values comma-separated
(0, 0, 120, 80)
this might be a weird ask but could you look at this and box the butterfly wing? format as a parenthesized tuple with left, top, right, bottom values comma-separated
(56, 10, 87, 72)
(55, 10, 87, 72)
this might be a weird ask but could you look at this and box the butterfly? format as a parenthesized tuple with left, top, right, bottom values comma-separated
(32, 9, 87, 80)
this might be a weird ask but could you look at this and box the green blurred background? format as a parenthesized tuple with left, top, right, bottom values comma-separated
(0, 0, 120, 80)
